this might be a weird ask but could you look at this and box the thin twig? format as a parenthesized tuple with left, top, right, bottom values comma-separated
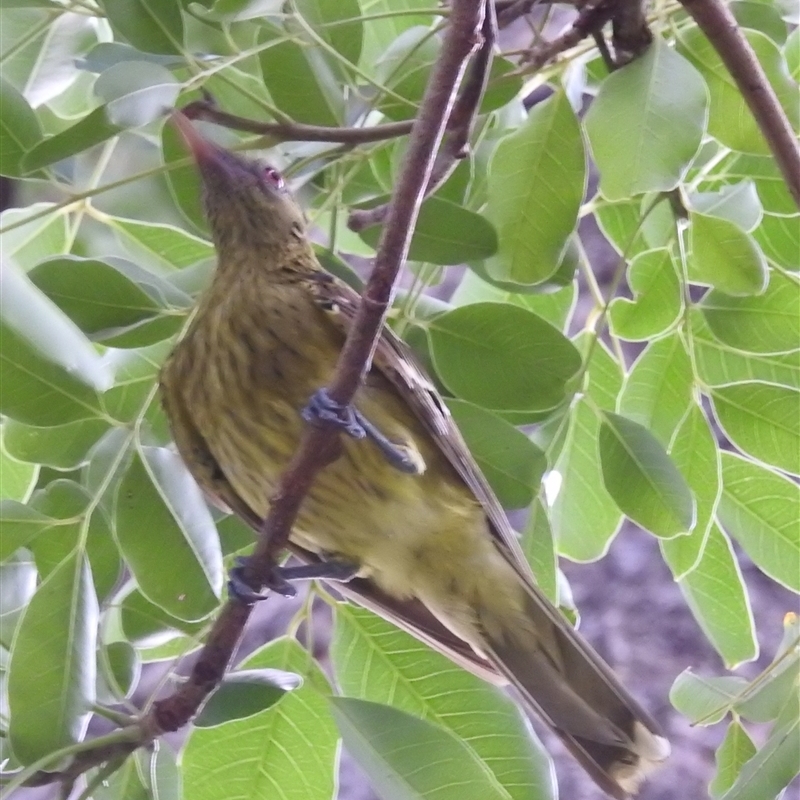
(348, 0, 496, 232)
(679, 0, 800, 211)
(495, 0, 537, 29)
(180, 101, 414, 144)
(609, 0, 652, 65)
(519, 0, 615, 72)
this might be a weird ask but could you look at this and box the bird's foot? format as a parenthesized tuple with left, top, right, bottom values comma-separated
(228, 556, 360, 604)
(302, 388, 424, 474)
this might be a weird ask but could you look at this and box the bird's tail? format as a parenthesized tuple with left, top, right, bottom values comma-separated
(483, 581, 670, 800)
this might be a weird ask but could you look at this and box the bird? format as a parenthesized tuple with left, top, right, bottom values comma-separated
(159, 109, 670, 799)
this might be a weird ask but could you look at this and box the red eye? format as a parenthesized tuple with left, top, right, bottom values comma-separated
(262, 166, 284, 189)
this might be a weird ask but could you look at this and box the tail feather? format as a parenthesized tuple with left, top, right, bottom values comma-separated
(484, 587, 670, 800)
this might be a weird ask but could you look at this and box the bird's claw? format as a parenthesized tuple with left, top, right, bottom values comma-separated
(228, 556, 360, 605)
(302, 388, 423, 474)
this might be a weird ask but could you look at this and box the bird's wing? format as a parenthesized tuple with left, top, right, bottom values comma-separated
(305, 271, 534, 579)
(161, 362, 499, 681)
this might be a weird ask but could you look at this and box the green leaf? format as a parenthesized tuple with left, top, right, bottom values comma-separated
(358, 195, 498, 265)
(688, 212, 768, 295)
(687, 180, 763, 232)
(1, 262, 114, 395)
(296, 0, 363, 67)
(677, 523, 756, 668)
(0, 321, 105, 426)
(108, 215, 214, 272)
(755, 211, 800, 270)
(183, 638, 337, 800)
(549, 342, 624, 561)
(101, 0, 185, 55)
(114, 447, 223, 621)
(712, 382, 800, 474)
(332, 697, 514, 800)
(0, 76, 42, 177)
(732, 0, 788, 42)
(701, 271, 800, 354)
(28, 257, 162, 334)
(101, 640, 140, 700)
(94, 61, 180, 128)
(196, 669, 302, 727)
(2, 418, 110, 470)
(609, 248, 682, 341)
(0, 438, 37, 501)
(599, 412, 695, 538)
(428, 303, 582, 412)
(717, 452, 800, 591)
(0, 202, 68, 269)
(710, 721, 757, 798)
(259, 29, 344, 126)
(119, 584, 205, 646)
(661, 405, 721, 577)
(450, 269, 577, 331)
(679, 27, 798, 154)
(619, 332, 693, 445)
(485, 90, 585, 284)
(374, 26, 438, 121)
(521, 497, 557, 603)
(448, 399, 547, 509)
(689, 308, 800, 389)
(670, 670, 749, 725)
(22, 106, 122, 173)
(331, 606, 555, 800)
(8, 551, 98, 764)
(0, 500, 61, 561)
(720, 694, 800, 800)
(585, 40, 707, 199)
(357, 0, 437, 69)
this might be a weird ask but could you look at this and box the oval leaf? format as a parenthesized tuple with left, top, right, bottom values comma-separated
(448, 399, 546, 509)
(428, 303, 582, 412)
(717, 452, 800, 591)
(114, 447, 223, 621)
(712, 382, 800, 475)
(1, 263, 114, 393)
(599, 411, 695, 537)
(485, 90, 585, 284)
(689, 212, 768, 296)
(585, 40, 707, 199)
(331, 697, 513, 800)
(358, 195, 498, 265)
(8, 551, 98, 764)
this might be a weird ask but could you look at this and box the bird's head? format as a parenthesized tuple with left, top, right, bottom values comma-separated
(171, 110, 307, 260)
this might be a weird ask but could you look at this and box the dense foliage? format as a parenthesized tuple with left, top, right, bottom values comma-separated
(0, 1, 797, 799)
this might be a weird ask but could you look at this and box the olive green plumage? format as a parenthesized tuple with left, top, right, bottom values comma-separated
(160, 113, 669, 799)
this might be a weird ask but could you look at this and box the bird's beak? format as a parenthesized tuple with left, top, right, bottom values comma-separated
(170, 110, 220, 166)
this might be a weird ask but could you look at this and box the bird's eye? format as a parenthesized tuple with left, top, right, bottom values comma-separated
(262, 166, 285, 190)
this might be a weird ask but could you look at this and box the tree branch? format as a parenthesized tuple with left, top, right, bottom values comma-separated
(679, 0, 800, 210)
(520, 0, 615, 71)
(348, 0, 496, 232)
(180, 101, 414, 144)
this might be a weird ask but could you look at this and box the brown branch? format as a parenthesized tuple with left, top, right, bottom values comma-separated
(495, 0, 537, 29)
(180, 101, 414, 144)
(519, 0, 615, 72)
(348, 0, 496, 232)
(609, 0, 652, 65)
(679, 0, 800, 211)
